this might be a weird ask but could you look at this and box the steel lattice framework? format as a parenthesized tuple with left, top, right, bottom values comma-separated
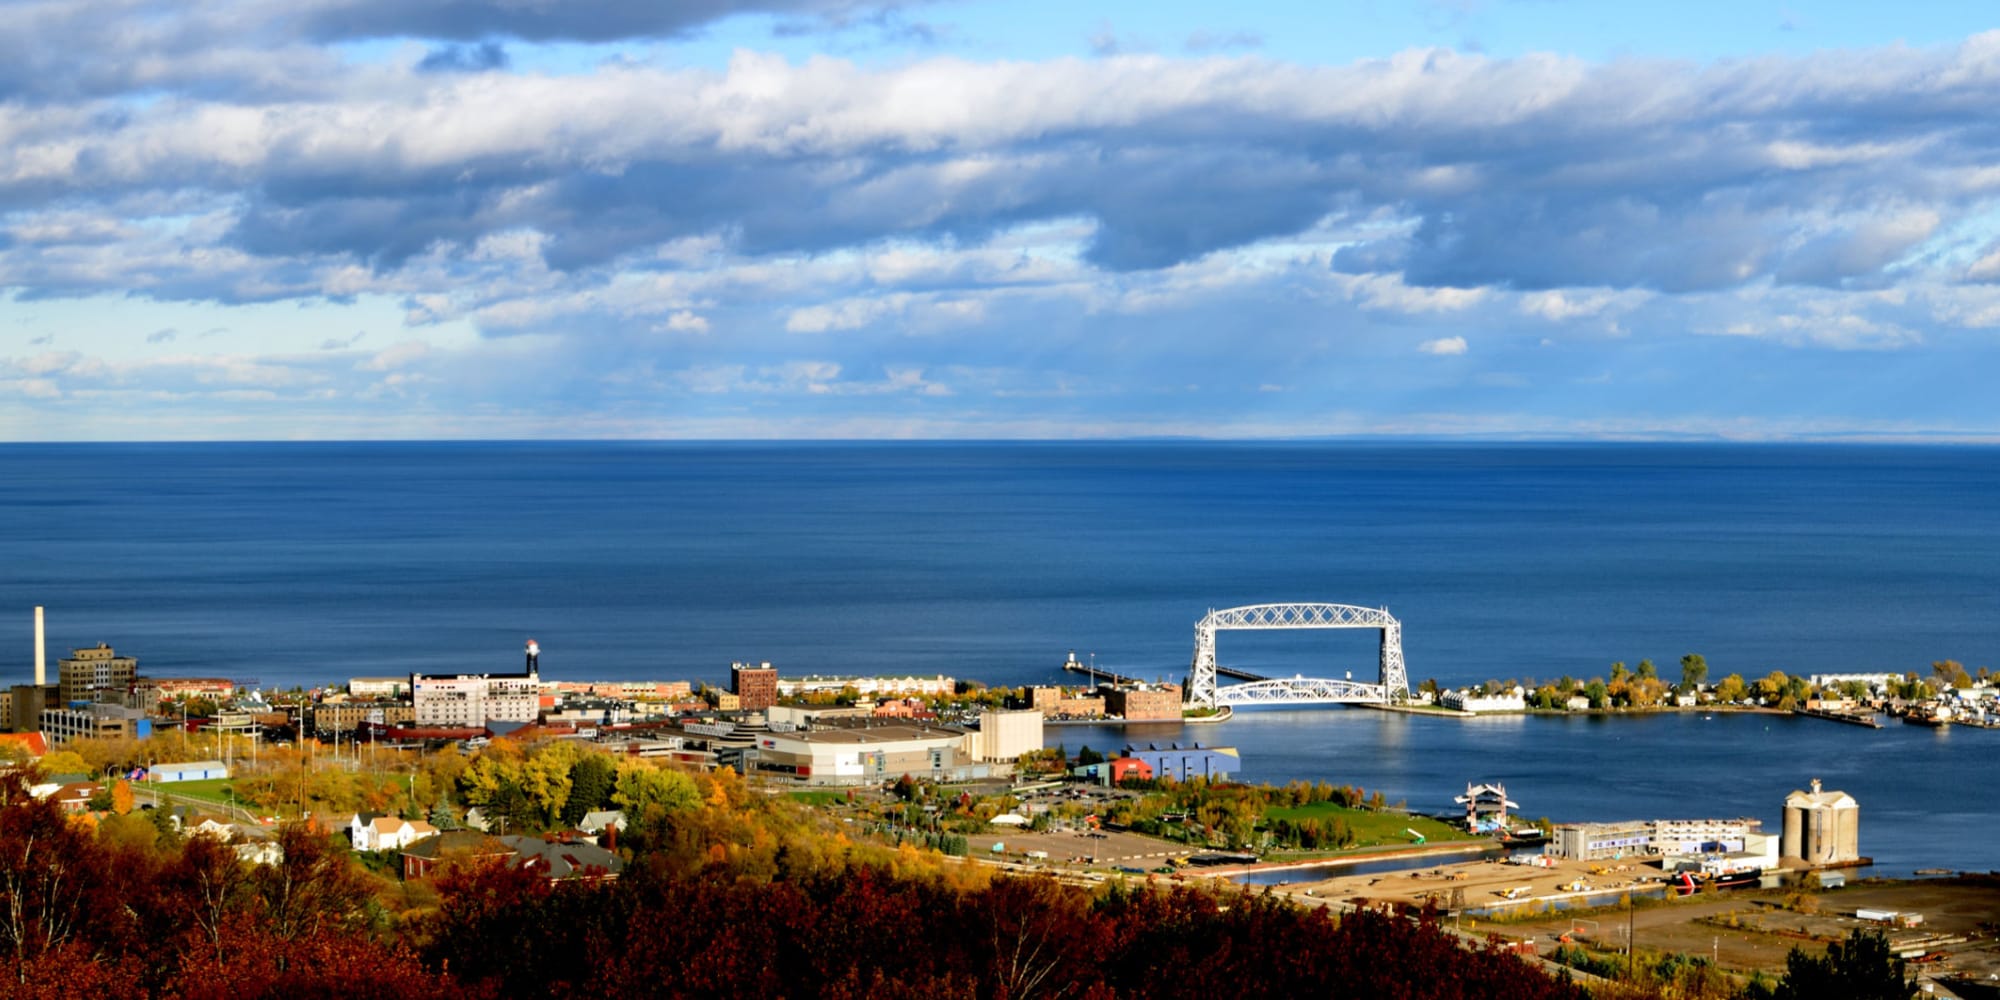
(1187, 603, 1409, 708)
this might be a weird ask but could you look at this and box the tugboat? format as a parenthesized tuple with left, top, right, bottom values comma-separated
(1672, 864, 1764, 894)
(1498, 826, 1552, 848)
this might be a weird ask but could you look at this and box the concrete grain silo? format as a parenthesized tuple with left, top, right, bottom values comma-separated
(1782, 779, 1859, 867)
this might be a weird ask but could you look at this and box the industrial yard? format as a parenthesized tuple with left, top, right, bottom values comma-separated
(1244, 859, 2000, 983)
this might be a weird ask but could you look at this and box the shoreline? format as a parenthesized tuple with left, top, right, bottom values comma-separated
(1195, 840, 1499, 878)
(1362, 703, 1794, 720)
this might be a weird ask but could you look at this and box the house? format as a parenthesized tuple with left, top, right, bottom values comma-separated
(0, 732, 50, 762)
(400, 830, 624, 881)
(231, 826, 283, 865)
(577, 810, 626, 836)
(500, 835, 624, 881)
(400, 830, 513, 880)
(188, 816, 238, 840)
(47, 781, 102, 813)
(349, 813, 441, 852)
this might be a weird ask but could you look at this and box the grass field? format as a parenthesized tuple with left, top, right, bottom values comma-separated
(147, 777, 242, 806)
(1262, 801, 1475, 847)
(786, 790, 856, 807)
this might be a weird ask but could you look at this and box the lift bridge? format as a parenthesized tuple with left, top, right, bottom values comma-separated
(1187, 603, 1410, 708)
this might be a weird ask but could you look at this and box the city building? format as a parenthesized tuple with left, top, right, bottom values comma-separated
(1104, 683, 1182, 721)
(731, 661, 779, 711)
(7, 685, 57, 734)
(752, 723, 982, 785)
(311, 701, 416, 736)
(39, 703, 153, 744)
(57, 643, 138, 705)
(1550, 817, 1765, 861)
(1551, 820, 1654, 861)
(968, 708, 1043, 762)
(1783, 779, 1861, 867)
(411, 640, 542, 728)
(1118, 742, 1239, 781)
(348, 677, 410, 699)
(1029, 686, 1106, 718)
(133, 678, 238, 708)
(776, 674, 956, 698)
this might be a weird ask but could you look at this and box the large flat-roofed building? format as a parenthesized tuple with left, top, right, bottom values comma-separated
(1551, 817, 1763, 861)
(412, 639, 541, 728)
(777, 674, 957, 698)
(1105, 684, 1182, 721)
(348, 677, 409, 699)
(1553, 820, 1653, 861)
(1652, 818, 1763, 854)
(58, 643, 137, 705)
(1029, 686, 1106, 719)
(312, 701, 417, 736)
(412, 674, 538, 728)
(969, 709, 1043, 762)
(753, 723, 975, 785)
(40, 703, 153, 745)
(1119, 742, 1239, 781)
(731, 662, 779, 711)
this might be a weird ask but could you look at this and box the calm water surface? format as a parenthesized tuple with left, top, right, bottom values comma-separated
(2, 442, 1995, 874)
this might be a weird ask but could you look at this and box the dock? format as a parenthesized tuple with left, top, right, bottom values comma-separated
(1793, 707, 1884, 729)
(1059, 659, 1146, 687)
(1059, 655, 1261, 685)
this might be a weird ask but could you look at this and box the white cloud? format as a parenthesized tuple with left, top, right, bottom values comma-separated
(1418, 335, 1468, 355)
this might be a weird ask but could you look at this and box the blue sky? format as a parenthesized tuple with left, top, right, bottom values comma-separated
(6, 0, 2000, 440)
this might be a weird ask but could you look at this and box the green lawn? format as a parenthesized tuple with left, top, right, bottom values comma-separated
(787, 790, 855, 807)
(1262, 801, 1475, 847)
(149, 777, 243, 806)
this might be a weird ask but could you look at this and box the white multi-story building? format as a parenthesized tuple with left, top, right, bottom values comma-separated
(1552, 817, 1763, 860)
(411, 640, 544, 728)
(775, 674, 958, 698)
(411, 672, 539, 727)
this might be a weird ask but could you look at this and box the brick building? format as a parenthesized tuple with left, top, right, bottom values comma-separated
(731, 662, 779, 711)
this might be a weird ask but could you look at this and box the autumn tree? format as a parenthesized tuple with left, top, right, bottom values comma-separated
(253, 822, 375, 945)
(560, 751, 617, 827)
(1715, 673, 1748, 703)
(1679, 653, 1708, 692)
(611, 760, 701, 817)
(1932, 660, 1972, 690)
(0, 770, 129, 983)
(1763, 928, 1916, 1000)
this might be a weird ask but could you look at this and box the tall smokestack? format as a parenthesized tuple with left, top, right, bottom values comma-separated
(525, 638, 540, 673)
(33, 606, 45, 687)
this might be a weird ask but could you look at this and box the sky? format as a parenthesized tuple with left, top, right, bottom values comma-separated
(6, 1, 2000, 441)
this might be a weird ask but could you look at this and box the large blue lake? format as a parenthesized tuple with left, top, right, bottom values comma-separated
(3, 442, 1996, 873)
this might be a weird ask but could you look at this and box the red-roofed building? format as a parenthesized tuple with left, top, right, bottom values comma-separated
(0, 731, 49, 761)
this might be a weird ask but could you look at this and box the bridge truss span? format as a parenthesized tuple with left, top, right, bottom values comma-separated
(1187, 602, 1410, 708)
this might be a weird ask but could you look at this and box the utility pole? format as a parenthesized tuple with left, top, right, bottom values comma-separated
(1627, 891, 1636, 980)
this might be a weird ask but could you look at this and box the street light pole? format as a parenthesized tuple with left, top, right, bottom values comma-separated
(1627, 891, 1636, 980)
